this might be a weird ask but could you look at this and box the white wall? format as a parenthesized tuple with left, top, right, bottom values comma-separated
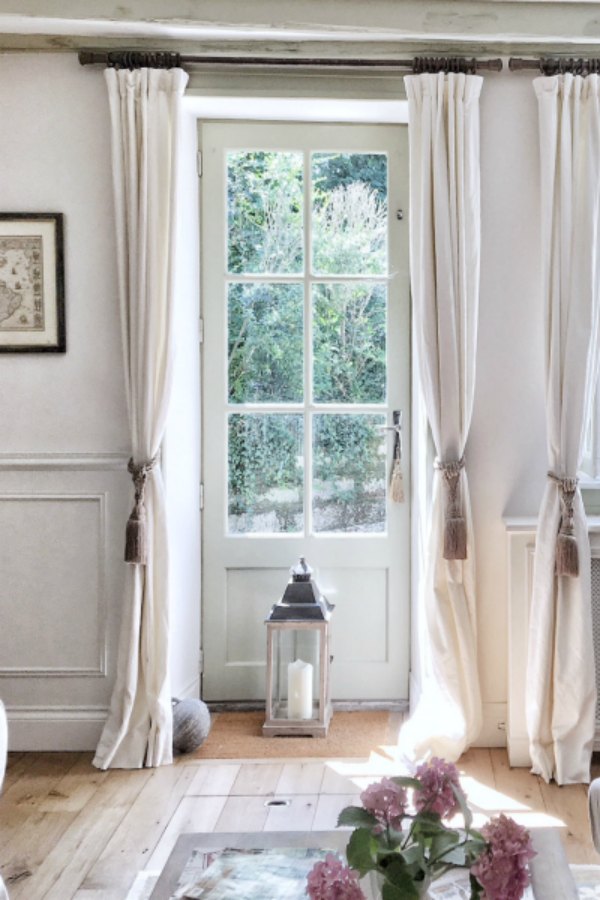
(163, 99, 201, 702)
(0, 53, 201, 748)
(0, 53, 129, 747)
(472, 70, 547, 730)
(0, 55, 126, 448)
(0, 50, 553, 748)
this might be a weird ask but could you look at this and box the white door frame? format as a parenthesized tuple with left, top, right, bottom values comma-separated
(180, 92, 425, 707)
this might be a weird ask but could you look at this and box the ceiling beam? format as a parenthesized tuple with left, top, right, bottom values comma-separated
(0, 1, 599, 51)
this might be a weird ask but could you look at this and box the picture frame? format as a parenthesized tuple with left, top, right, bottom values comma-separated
(0, 213, 65, 353)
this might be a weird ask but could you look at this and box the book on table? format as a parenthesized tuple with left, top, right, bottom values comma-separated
(171, 846, 333, 899)
(170, 846, 537, 900)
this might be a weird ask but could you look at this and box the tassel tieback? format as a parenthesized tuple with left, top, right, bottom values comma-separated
(548, 471, 579, 577)
(125, 455, 159, 565)
(435, 457, 467, 561)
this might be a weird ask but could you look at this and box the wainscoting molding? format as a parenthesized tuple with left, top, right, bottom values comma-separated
(6, 704, 109, 751)
(0, 492, 108, 678)
(0, 450, 129, 470)
(0, 453, 131, 750)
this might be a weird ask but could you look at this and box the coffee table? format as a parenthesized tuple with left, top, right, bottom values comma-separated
(149, 827, 577, 899)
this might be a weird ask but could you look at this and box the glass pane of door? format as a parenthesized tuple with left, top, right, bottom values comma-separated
(227, 151, 304, 274)
(312, 283, 387, 404)
(228, 283, 304, 403)
(312, 152, 388, 275)
(228, 413, 304, 534)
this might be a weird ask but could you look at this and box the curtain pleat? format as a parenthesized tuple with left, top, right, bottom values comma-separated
(527, 74, 600, 785)
(93, 67, 188, 770)
(399, 72, 483, 762)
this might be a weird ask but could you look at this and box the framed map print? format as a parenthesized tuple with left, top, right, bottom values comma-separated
(0, 213, 65, 352)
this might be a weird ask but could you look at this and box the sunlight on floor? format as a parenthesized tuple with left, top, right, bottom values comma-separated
(322, 754, 568, 830)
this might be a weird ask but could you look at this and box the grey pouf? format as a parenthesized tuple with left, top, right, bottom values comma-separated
(172, 697, 211, 754)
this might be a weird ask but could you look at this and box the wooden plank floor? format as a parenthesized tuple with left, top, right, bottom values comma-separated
(0, 747, 598, 899)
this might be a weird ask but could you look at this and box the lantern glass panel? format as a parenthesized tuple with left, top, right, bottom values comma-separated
(271, 627, 321, 721)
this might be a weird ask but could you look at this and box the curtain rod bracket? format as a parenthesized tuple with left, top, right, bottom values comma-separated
(509, 56, 600, 76)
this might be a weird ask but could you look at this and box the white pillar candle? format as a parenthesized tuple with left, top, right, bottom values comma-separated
(287, 658, 313, 719)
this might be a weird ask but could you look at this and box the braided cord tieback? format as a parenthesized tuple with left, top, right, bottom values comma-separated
(435, 457, 467, 560)
(548, 472, 579, 577)
(125, 455, 159, 565)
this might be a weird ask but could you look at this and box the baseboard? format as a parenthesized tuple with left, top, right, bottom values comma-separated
(404, 683, 508, 751)
(205, 699, 409, 713)
(6, 705, 108, 751)
(5, 697, 509, 753)
(473, 702, 507, 748)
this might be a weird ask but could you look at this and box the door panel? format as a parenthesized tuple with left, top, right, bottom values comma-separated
(200, 121, 409, 701)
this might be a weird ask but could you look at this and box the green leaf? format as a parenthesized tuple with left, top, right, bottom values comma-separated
(391, 776, 422, 791)
(337, 806, 378, 829)
(401, 844, 426, 868)
(466, 827, 486, 843)
(430, 830, 460, 861)
(345, 828, 378, 876)
(411, 816, 450, 839)
(469, 871, 484, 899)
(461, 836, 488, 864)
(452, 782, 473, 830)
(436, 846, 468, 867)
(382, 878, 420, 900)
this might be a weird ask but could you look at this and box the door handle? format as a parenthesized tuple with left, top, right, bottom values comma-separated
(380, 411, 404, 502)
(380, 410, 403, 454)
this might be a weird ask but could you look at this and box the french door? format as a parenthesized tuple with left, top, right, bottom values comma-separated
(200, 121, 410, 701)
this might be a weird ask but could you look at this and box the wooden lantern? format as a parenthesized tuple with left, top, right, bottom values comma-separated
(263, 558, 334, 737)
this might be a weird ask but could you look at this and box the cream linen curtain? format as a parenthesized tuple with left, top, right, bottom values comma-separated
(400, 72, 482, 761)
(93, 67, 188, 770)
(526, 74, 600, 785)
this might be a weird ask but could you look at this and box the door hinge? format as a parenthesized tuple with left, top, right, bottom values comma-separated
(200, 483, 204, 510)
(197, 150, 203, 178)
(199, 317, 204, 344)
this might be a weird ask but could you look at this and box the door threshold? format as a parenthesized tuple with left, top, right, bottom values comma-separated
(205, 699, 409, 713)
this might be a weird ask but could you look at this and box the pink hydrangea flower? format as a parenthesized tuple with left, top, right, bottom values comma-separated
(414, 757, 462, 819)
(306, 853, 366, 900)
(470, 814, 536, 900)
(360, 777, 408, 832)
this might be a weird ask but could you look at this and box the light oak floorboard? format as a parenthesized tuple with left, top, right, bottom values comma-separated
(0, 753, 87, 885)
(489, 747, 548, 818)
(186, 763, 241, 796)
(78, 763, 197, 898)
(3, 754, 29, 792)
(311, 793, 360, 831)
(214, 795, 270, 833)
(1, 747, 599, 899)
(264, 794, 318, 831)
(229, 763, 283, 796)
(538, 779, 593, 864)
(145, 796, 227, 872)
(16, 768, 151, 900)
(275, 762, 325, 795)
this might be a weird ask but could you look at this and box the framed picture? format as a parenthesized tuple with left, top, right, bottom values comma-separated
(0, 213, 65, 352)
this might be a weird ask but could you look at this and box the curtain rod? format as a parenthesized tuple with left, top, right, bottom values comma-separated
(509, 57, 600, 75)
(78, 50, 503, 73)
